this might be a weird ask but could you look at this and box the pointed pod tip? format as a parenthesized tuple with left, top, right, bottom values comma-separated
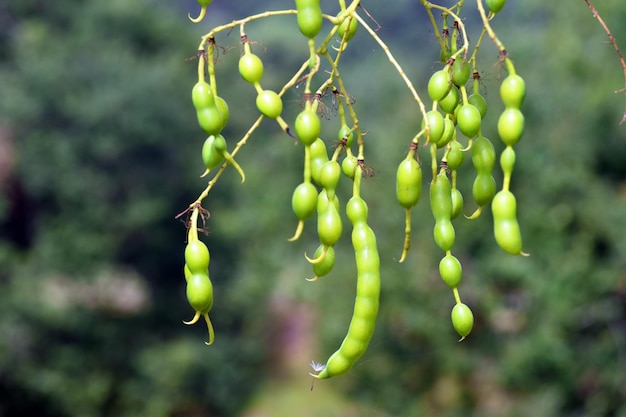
(464, 206, 483, 220)
(203, 313, 215, 346)
(287, 221, 304, 242)
(304, 250, 326, 265)
(183, 311, 201, 325)
(188, 6, 207, 23)
(397, 252, 407, 263)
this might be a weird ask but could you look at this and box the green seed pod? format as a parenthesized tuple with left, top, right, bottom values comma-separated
(457, 103, 482, 138)
(342, 155, 358, 179)
(351, 222, 375, 253)
(317, 203, 342, 247)
(314, 210, 380, 379)
(500, 146, 516, 177)
(192, 80, 215, 109)
(492, 190, 517, 222)
(471, 136, 496, 173)
(186, 273, 213, 313)
(338, 327, 367, 359)
(439, 85, 461, 115)
(497, 108, 525, 146)
(292, 182, 318, 220)
(430, 171, 453, 221)
(500, 73, 526, 108)
(185, 240, 210, 274)
(317, 189, 340, 214)
(338, 124, 354, 147)
(468, 93, 487, 119)
(295, 108, 321, 146)
(451, 188, 464, 220)
(472, 173, 497, 207)
(451, 303, 474, 339)
(200, 134, 245, 182)
(492, 190, 524, 254)
(486, 0, 506, 14)
(197, 106, 224, 136)
(494, 218, 523, 255)
(310, 138, 329, 185)
(319, 160, 342, 200)
(430, 170, 455, 251)
(256, 90, 283, 119)
(439, 254, 462, 288)
(295, 0, 323, 39)
(422, 110, 445, 145)
(446, 140, 465, 171)
(317, 351, 351, 379)
(238, 53, 264, 84)
(428, 69, 452, 102)
(355, 248, 381, 276)
(336, 13, 358, 41)
(215, 96, 229, 130)
(438, 117, 455, 149)
(346, 196, 369, 225)
(352, 293, 379, 320)
(452, 59, 470, 86)
(434, 219, 455, 252)
(311, 244, 335, 279)
(202, 136, 223, 170)
(396, 155, 422, 209)
(212, 134, 227, 153)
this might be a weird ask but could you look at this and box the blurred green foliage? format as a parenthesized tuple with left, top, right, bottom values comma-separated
(0, 0, 625, 417)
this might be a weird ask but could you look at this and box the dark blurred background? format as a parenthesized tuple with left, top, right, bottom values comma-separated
(0, 1, 625, 416)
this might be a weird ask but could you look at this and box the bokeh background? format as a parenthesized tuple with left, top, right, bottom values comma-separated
(1, 1, 625, 416)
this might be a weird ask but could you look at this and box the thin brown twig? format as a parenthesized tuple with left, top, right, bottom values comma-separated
(584, 0, 626, 125)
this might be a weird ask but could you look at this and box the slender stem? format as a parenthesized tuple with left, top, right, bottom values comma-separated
(354, 13, 428, 141)
(279, 61, 311, 95)
(199, 9, 298, 46)
(424, 2, 470, 61)
(460, 85, 469, 105)
(316, 4, 360, 55)
(504, 57, 516, 76)
(304, 145, 312, 183)
(469, 25, 488, 71)
(423, 4, 447, 54)
(353, 165, 362, 198)
(197, 54, 205, 83)
(583, 0, 626, 124)
(207, 40, 218, 95)
(323, 51, 361, 145)
(502, 172, 511, 192)
(452, 287, 462, 304)
(188, 207, 199, 242)
(475, 0, 506, 53)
